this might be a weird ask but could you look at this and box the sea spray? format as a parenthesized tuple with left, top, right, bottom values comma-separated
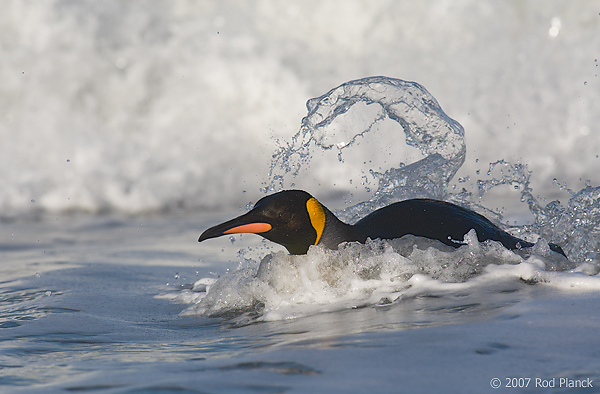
(264, 77, 466, 223)
(465, 159, 600, 262)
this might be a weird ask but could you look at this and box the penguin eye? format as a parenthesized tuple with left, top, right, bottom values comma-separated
(279, 211, 292, 222)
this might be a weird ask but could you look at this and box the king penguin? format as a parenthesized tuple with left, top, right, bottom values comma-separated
(198, 190, 567, 258)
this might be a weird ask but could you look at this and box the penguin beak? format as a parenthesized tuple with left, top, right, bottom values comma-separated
(198, 213, 272, 242)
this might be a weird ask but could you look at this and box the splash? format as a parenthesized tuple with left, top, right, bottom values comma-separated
(535, 186, 600, 263)
(464, 159, 600, 263)
(264, 76, 466, 222)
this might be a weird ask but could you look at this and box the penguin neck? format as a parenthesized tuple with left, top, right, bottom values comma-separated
(318, 205, 366, 250)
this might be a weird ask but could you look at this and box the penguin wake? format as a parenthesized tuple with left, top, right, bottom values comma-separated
(169, 233, 599, 323)
(166, 77, 600, 322)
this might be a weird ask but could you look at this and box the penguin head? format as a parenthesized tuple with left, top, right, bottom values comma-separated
(198, 190, 327, 255)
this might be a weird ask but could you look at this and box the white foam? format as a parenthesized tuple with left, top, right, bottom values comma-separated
(173, 233, 599, 322)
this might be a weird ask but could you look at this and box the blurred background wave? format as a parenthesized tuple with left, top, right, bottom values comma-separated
(2, 0, 599, 217)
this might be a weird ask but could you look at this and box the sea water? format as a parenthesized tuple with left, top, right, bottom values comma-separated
(4, 79, 600, 393)
(2, 2, 600, 393)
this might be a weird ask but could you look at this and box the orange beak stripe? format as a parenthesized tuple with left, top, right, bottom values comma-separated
(222, 222, 272, 235)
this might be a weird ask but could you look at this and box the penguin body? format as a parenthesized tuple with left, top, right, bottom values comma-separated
(198, 190, 566, 258)
(354, 199, 530, 250)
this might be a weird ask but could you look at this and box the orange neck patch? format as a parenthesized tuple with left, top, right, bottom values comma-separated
(306, 198, 326, 245)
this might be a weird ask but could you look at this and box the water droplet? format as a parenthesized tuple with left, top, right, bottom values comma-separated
(115, 58, 128, 69)
(548, 17, 561, 38)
